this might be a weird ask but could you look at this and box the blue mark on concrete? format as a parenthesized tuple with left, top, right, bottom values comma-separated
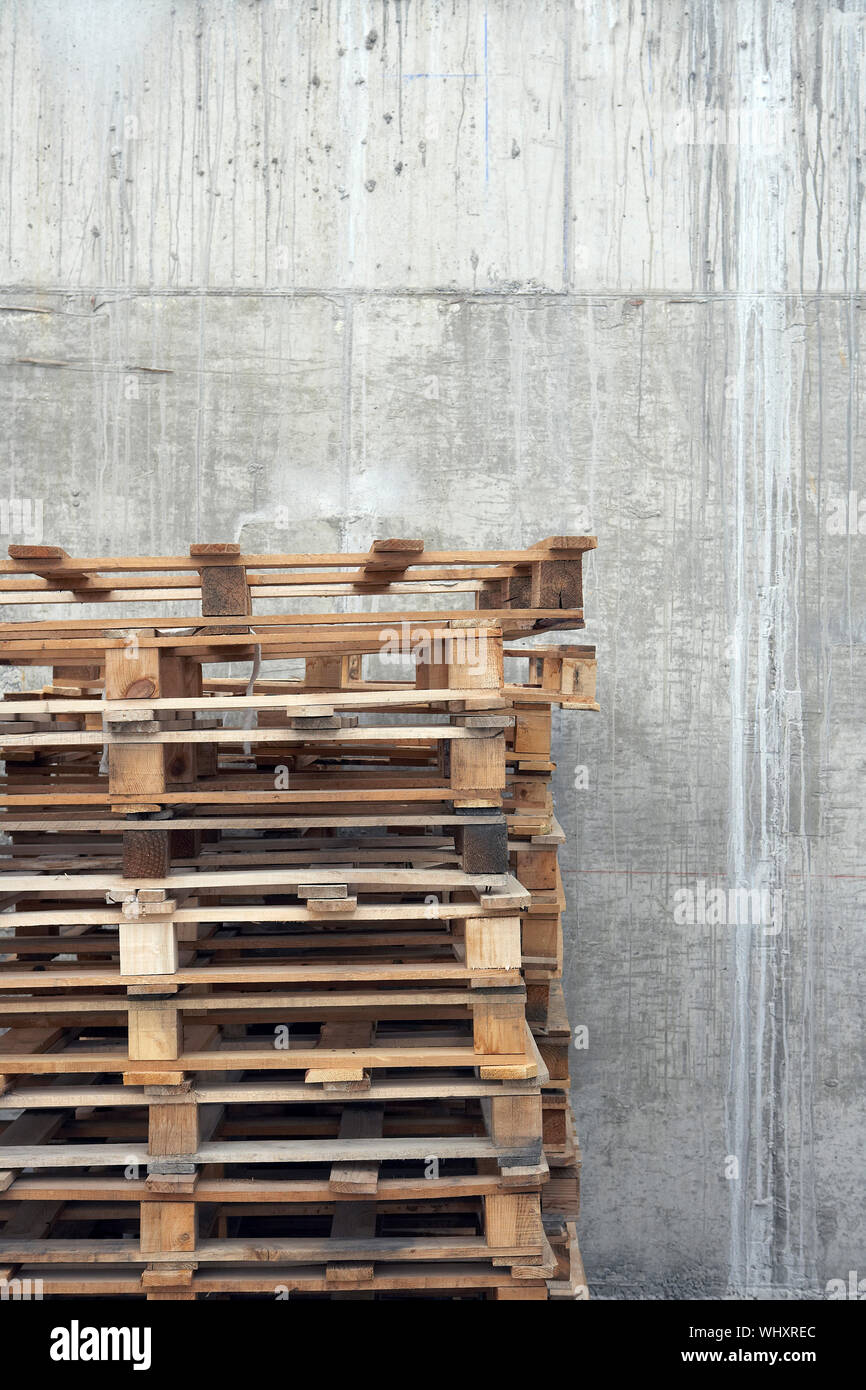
(398, 11, 490, 184)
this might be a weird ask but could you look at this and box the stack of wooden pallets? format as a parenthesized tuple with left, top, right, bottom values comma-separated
(0, 538, 595, 1301)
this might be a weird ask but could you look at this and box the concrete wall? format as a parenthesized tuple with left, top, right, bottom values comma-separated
(0, 0, 863, 1298)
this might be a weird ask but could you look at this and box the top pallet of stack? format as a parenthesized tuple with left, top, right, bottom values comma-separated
(0, 536, 596, 630)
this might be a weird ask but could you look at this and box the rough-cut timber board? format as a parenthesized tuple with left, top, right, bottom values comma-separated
(0, 1045, 537, 1078)
(0, 1137, 503, 1170)
(0, 1071, 547, 1109)
(0, 1236, 540, 1266)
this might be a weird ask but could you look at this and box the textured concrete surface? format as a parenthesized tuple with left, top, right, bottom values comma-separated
(0, 0, 864, 1298)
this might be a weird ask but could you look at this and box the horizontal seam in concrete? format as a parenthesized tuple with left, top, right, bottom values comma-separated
(0, 286, 862, 303)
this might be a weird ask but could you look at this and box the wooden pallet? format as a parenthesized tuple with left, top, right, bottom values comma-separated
(0, 537, 595, 616)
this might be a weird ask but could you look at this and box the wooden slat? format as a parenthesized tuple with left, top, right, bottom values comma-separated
(0, 1045, 536, 1076)
(1, 542, 596, 575)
